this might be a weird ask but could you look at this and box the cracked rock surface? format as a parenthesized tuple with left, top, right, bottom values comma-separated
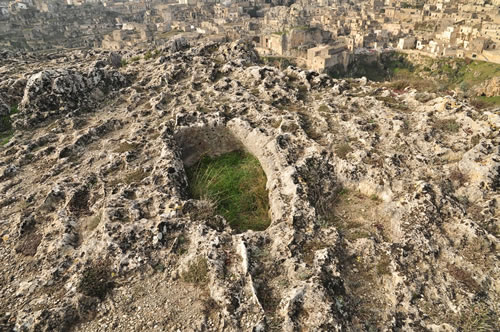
(0, 39, 498, 332)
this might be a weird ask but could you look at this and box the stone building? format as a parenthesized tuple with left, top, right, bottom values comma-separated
(398, 36, 416, 49)
(306, 41, 350, 72)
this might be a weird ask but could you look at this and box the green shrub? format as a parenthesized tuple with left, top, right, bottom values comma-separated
(186, 150, 270, 232)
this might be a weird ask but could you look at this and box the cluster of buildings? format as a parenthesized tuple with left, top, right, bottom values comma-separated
(393, 1, 500, 63)
(1, 0, 500, 70)
(0, 0, 125, 50)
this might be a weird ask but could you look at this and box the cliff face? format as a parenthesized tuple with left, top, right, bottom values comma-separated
(0, 40, 498, 332)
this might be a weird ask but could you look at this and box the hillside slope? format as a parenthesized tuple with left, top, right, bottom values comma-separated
(0, 40, 498, 332)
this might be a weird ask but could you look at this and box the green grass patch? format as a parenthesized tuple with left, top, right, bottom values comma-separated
(331, 52, 500, 96)
(10, 104, 19, 114)
(460, 60, 500, 85)
(472, 96, 500, 109)
(144, 49, 161, 61)
(186, 150, 270, 232)
(0, 129, 13, 146)
(394, 57, 500, 93)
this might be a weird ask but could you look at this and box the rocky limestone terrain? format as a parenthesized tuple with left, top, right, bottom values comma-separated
(0, 39, 498, 332)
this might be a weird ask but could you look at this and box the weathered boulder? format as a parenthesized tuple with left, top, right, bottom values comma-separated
(108, 52, 122, 69)
(17, 64, 127, 127)
(474, 76, 500, 97)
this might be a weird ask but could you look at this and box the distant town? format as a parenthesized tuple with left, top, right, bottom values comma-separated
(1, 0, 500, 72)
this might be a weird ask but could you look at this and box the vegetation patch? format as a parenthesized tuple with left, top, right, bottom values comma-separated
(121, 56, 141, 67)
(433, 118, 461, 133)
(144, 49, 161, 61)
(376, 254, 391, 275)
(78, 260, 115, 299)
(272, 30, 287, 36)
(1, 104, 18, 146)
(451, 301, 498, 332)
(376, 96, 410, 111)
(0, 130, 14, 146)
(471, 96, 500, 109)
(173, 234, 190, 255)
(186, 150, 270, 232)
(327, 53, 413, 82)
(182, 256, 209, 285)
(335, 143, 353, 160)
(329, 52, 500, 105)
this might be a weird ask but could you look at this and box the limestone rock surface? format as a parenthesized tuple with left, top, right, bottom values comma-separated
(0, 41, 498, 332)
